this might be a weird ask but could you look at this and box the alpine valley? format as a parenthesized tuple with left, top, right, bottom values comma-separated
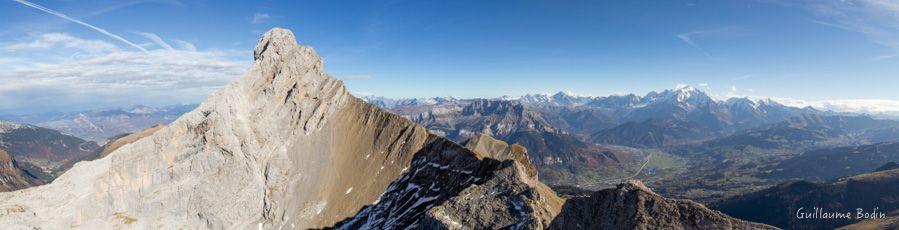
(1, 29, 898, 229)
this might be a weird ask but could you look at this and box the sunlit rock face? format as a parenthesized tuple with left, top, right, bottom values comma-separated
(0, 28, 443, 229)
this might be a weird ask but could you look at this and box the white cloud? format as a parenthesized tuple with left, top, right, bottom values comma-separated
(251, 13, 271, 24)
(0, 33, 249, 114)
(2, 33, 119, 54)
(771, 0, 899, 59)
(11, 0, 148, 53)
(774, 98, 899, 115)
(676, 27, 748, 54)
(171, 39, 197, 52)
(135, 32, 174, 51)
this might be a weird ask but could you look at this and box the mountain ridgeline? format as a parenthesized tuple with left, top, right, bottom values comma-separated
(1, 105, 194, 143)
(366, 85, 823, 149)
(0, 121, 99, 184)
(0, 28, 773, 229)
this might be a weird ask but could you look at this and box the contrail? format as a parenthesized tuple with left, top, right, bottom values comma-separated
(11, 0, 149, 53)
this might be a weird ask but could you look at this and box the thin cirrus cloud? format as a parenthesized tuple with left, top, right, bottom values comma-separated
(251, 13, 272, 24)
(675, 26, 748, 57)
(0, 33, 249, 114)
(11, 0, 149, 53)
(1, 33, 120, 54)
(767, 0, 899, 59)
(134, 32, 175, 50)
(775, 98, 899, 115)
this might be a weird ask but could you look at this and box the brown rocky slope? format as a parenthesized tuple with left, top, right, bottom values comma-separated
(0, 148, 37, 192)
(0, 28, 770, 230)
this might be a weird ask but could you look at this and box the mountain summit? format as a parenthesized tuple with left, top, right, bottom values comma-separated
(0, 28, 440, 229)
(0, 29, 769, 229)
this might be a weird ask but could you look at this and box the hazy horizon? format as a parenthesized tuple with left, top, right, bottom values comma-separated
(3, 0, 899, 114)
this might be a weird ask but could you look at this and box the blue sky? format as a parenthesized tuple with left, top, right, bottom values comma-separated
(2, 0, 899, 114)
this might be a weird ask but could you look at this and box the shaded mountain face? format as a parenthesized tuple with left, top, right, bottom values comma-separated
(0, 148, 39, 192)
(504, 130, 641, 186)
(0, 28, 772, 230)
(590, 118, 717, 148)
(529, 107, 618, 139)
(333, 134, 564, 229)
(713, 168, 899, 229)
(759, 142, 899, 182)
(0, 121, 99, 181)
(550, 180, 776, 230)
(0, 29, 587, 230)
(0, 28, 450, 229)
(1, 105, 194, 143)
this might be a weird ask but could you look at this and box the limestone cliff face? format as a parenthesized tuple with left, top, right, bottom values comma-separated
(0, 28, 437, 229)
(0, 28, 773, 230)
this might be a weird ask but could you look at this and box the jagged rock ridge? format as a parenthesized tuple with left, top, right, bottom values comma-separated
(0, 28, 443, 229)
(0, 28, 773, 230)
(333, 134, 563, 229)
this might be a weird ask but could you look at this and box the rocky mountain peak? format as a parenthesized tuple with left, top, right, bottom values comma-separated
(0, 28, 416, 229)
(617, 179, 653, 194)
(632, 85, 716, 113)
(461, 99, 525, 116)
(0, 121, 28, 133)
(463, 133, 537, 179)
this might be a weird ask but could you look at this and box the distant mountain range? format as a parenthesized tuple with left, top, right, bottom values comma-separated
(0, 104, 195, 143)
(364, 86, 899, 205)
(1, 29, 896, 229)
(0, 120, 99, 188)
(0, 29, 771, 229)
(365, 85, 829, 149)
(374, 98, 646, 186)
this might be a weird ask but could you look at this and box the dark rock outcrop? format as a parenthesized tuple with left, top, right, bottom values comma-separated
(714, 168, 899, 229)
(551, 180, 776, 230)
(334, 134, 564, 229)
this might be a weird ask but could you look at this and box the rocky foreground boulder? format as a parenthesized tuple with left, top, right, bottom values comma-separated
(0, 28, 770, 230)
